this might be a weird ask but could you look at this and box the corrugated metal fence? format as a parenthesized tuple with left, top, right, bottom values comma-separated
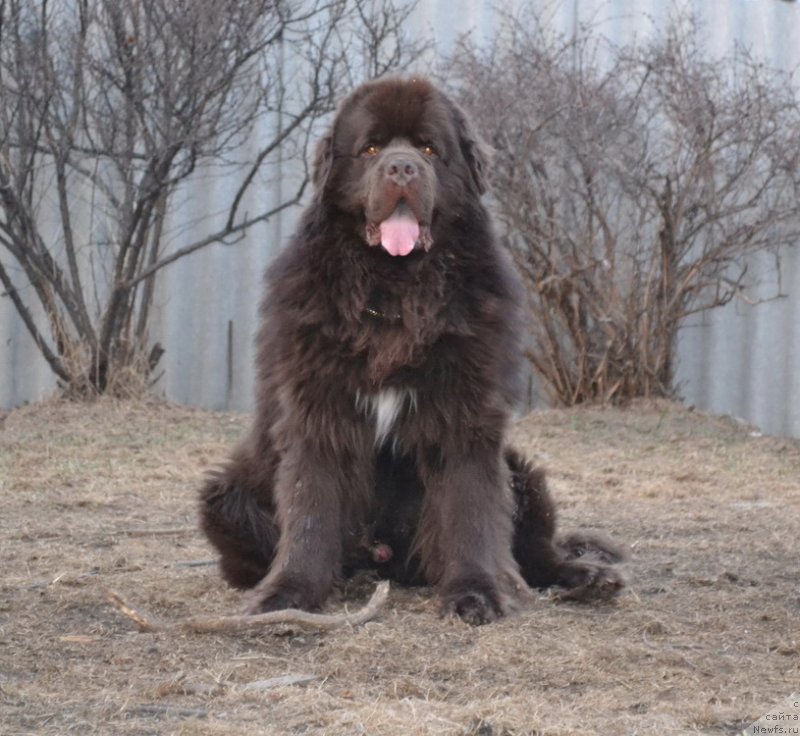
(2, 0, 800, 437)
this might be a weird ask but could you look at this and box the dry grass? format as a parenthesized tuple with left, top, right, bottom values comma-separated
(1, 398, 798, 735)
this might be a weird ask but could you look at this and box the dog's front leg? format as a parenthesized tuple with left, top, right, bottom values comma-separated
(248, 434, 370, 614)
(417, 437, 525, 625)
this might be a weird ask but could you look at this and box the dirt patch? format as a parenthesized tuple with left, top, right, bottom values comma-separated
(1, 398, 798, 735)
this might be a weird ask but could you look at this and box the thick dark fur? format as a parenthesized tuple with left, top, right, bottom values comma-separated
(200, 77, 627, 624)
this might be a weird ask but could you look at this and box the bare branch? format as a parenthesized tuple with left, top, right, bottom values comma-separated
(0, 258, 70, 382)
(124, 178, 309, 290)
(107, 580, 390, 633)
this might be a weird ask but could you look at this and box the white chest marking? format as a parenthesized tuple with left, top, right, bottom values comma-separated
(356, 387, 417, 446)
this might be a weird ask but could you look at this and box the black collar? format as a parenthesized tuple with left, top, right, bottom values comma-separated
(363, 289, 402, 323)
(363, 304, 402, 322)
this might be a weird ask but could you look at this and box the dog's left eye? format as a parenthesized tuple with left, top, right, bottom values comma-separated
(420, 144, 436, 157)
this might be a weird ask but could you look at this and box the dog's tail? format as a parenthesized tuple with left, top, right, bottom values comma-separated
(199, 446, 278, 590)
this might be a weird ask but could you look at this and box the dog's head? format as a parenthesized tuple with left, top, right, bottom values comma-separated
(313, 77, 491, 257)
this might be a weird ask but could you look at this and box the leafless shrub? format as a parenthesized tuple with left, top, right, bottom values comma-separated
(0, 0, 425, 397)
(449, 10, 800, 405)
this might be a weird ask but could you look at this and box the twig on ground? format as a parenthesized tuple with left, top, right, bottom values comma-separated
(106, 581, 390, 634)
(113, 527, 194, 537)
(128, 703, 208, 719)
(107, 590, 162, 632)
(172, 560, 216, 568)
(242, 674, 320, 690)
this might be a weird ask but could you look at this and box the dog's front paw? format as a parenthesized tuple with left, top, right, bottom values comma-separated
(440, 575, 505, 625)
(246, 576, 320, 614)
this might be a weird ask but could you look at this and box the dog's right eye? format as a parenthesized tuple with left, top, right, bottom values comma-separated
(362, 144, 380, 156)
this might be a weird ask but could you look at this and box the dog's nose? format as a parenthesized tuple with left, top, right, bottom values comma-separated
(386, 158, 418, 186)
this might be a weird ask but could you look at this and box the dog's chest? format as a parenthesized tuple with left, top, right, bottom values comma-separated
(356, 387, 417, 446)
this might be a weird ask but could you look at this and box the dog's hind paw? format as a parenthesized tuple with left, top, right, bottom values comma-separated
(552, 558, 629, 602)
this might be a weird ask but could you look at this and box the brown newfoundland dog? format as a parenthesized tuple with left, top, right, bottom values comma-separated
(200, 77, 627, 624)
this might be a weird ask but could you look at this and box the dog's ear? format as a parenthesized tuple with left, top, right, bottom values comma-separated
(449, 100, 492, 196)
(312, 132, 333, 191)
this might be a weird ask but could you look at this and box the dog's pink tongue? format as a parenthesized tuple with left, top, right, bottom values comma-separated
(379, 207, 419, 257)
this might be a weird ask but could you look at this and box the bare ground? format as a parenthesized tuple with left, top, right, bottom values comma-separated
(0, 398, 798, 736)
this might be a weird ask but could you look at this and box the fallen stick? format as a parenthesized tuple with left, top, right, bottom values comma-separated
(113, 527, 194, 537)
(107, 580, 390, 634)
(129, 703, 208, 719)
(107, 589, 159, 631)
